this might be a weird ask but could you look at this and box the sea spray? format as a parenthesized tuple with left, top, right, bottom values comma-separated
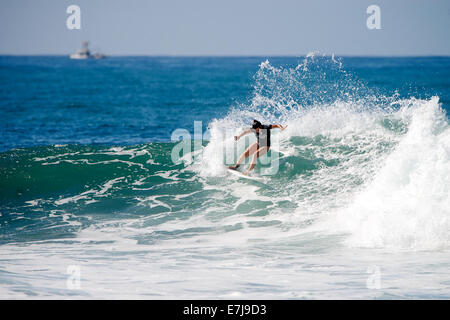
(328, 97, 450, 250)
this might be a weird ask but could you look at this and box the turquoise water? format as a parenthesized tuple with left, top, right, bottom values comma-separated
(0, 55, 449, 298)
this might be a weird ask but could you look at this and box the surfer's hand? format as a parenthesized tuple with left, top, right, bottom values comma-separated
(234, 136, 238, 141)
(282, 125, 288, 131)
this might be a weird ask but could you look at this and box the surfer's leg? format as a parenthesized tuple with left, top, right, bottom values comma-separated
(246, 146, 269, 173)
(229, 142, 258, 169)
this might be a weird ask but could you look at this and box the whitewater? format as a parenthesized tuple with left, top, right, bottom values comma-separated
(0, 55, 449, 298)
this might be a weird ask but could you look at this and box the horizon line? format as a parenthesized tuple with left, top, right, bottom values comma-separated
(1, 53, 450, 58)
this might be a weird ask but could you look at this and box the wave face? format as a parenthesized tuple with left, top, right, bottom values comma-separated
(201, 56, 450, 251)
(1, 55, 450, 298)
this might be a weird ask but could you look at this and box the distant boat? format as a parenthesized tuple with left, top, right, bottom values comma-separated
(70, 41, 106, 59)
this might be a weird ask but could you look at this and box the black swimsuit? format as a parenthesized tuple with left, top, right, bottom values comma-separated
(251, 124, 272, 148)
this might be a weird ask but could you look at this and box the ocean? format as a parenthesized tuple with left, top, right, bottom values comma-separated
(0, 55, 449, 298)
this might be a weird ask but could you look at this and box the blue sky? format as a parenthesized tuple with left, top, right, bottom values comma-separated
(1, 0, 449, 55)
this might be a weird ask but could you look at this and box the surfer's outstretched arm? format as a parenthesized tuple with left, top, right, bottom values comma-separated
(234, 129, 251, 141)
(271, 124, 288, 130)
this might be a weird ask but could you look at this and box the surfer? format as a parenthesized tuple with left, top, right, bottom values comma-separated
(228, 119, 287, 174)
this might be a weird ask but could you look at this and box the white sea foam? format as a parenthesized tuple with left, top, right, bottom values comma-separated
(55, 177, 124, 205)
(326, 97, 450, 250)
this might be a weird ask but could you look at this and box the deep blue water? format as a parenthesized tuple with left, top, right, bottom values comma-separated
(1, 56, 449, 152)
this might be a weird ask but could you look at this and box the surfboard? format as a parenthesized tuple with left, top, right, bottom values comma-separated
(227, 168, 264, 181)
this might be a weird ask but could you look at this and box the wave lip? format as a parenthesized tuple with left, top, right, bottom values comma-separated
(330, 97, 450, 250)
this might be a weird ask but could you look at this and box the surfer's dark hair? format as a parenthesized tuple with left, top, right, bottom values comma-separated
(252, 119, 262, 129)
